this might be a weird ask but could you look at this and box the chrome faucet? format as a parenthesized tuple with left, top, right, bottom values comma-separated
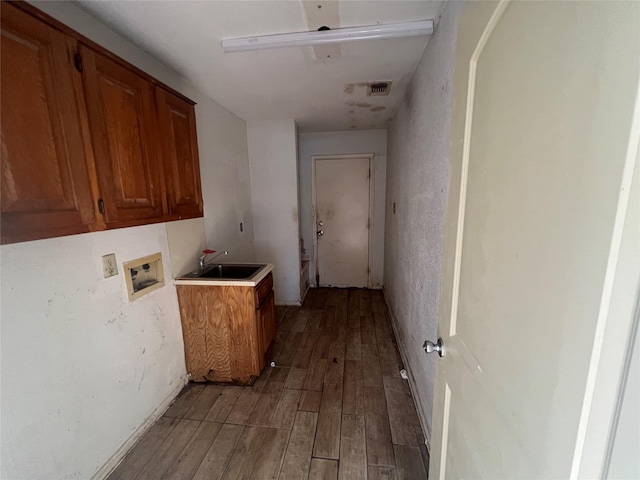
(199, 249, 229, 269)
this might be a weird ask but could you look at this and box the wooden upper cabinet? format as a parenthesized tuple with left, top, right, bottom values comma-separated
(156, 87, 203, 219)
(0, 3, 95, 244)
(80, 45, 164, 226)
(1, 3, 203, 243)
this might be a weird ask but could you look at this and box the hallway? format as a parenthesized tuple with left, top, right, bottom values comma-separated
(108, 289, 428, 479)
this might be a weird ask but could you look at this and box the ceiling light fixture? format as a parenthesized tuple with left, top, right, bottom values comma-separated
(221, 20, 434, 53)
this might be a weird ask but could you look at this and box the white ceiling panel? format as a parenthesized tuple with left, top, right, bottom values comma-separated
(75, 0, 443, 132)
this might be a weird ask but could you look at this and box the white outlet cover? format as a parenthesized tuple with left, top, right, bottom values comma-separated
(102, 253, 118, 278)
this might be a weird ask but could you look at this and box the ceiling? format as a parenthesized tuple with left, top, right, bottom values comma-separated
(75, 1, 443, 132)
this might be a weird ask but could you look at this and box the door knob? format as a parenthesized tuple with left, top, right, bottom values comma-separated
(317, 230, 324, 237)
(423, 338, 445, 357)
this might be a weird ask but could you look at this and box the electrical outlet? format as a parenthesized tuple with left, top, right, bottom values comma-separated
(102, 253, 118, 278)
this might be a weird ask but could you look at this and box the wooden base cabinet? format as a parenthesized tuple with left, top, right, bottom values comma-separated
(176, 273, 276, 385)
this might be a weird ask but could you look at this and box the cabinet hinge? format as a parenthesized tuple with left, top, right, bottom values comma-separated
(97, 198, 105, 214)
(73, 52, 83, 72)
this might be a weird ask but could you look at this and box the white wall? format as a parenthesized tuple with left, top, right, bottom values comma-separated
(165, 218, 206, 278)
(0, 2, 254, 479)
(248, 120, 301, 305)
(383, 2, 462, 441)
(199, 105, 255, 265)
(1, 226, 185, 480)
(298, 130, 387, 287)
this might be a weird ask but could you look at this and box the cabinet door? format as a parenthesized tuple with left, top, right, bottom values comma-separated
(176, 286, 210, 382)
(156, 87, 203, 219)
(258, 291, 276, 363)
(1, 4, 95, 244)
(255, 297, 267, 372)
(80, 45, 163, 225)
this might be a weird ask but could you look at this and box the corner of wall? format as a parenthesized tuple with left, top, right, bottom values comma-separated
(247, 119, 301, 304)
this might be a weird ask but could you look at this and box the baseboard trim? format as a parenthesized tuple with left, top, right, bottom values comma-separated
(382, 287, 431, 455)
(276, 300, 302, 306)
(91, 375, 189, 480)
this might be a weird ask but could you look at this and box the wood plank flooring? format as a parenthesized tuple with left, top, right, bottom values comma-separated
(107, 289, 429, 480)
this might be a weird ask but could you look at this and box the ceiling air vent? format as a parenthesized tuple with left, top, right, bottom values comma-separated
(367, 81, 392, 96)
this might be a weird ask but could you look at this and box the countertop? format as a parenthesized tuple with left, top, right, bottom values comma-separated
(174, 263, 274, 287)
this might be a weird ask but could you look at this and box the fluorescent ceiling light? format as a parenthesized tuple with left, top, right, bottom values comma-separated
(222, 20, 434, 53)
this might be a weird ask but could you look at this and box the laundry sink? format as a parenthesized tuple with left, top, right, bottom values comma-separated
(175, 263, 273, 286)
(199, 264, 264, 279)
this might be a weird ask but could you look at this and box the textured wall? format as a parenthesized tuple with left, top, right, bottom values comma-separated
(1, 2, 254, 478)
(298, 130, 387, 287)
(383, 1, 463, 441)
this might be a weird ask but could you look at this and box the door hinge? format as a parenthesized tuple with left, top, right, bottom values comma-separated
(73, 52, 83, 72)
(97, 198, 105, 214)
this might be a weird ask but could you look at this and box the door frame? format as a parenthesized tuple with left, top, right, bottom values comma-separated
(311, 153, 375, 288)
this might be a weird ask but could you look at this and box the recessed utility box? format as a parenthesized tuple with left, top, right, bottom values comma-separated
(123, 252, 165, 301)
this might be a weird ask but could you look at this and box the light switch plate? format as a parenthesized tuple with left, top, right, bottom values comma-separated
(102, 253, 118, 278)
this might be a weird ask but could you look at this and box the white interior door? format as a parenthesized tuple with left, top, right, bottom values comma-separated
(315, 155, 370, 287)
(429, 1, 640, 479)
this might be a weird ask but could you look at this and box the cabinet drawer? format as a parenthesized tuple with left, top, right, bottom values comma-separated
(255, 272, 273, 308)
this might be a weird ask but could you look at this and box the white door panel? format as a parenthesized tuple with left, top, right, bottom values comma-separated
(430, 1, 640, 478)
(315, 156, 370, 287)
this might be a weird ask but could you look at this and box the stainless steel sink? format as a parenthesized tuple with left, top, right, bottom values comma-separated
(179, 263, 266, 280)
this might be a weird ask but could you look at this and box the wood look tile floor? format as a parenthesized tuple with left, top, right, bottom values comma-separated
(108, 289, 429, 480)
